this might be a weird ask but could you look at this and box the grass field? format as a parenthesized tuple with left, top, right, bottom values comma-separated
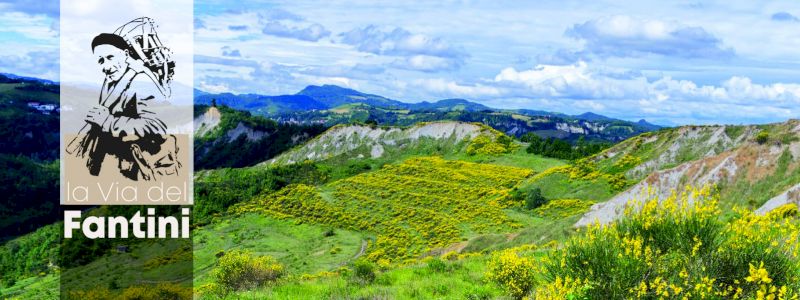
(193, 214, 366, 285)
(0, 273, 58, 299)
(212, 255, 509, 300)
(445, 146, 566, 172)
(518, 171, 616, 202)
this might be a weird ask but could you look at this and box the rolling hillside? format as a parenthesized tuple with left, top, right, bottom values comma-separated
(193, 104, 327, 169)
(577, 120, 800, 226)
(268, 121, 495, 165)
(233, 157, 538, 262)
(1, 72, 797, 299)
(0, 74, 60, 238)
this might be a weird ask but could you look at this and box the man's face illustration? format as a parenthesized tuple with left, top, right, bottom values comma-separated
(94, 44, 128, 82)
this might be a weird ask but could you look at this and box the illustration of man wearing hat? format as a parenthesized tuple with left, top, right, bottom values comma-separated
(67, 17, 181, 181)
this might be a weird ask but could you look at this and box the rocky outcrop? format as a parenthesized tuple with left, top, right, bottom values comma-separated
(576, 154, 739, 227)
(599, 125, 756, 181)
(756, 183, 800, 215)
(225, 122, 268, 141)
(193, 106, 221, 136)
(269, 122, 488, 165)
(576, 119, 800, 227)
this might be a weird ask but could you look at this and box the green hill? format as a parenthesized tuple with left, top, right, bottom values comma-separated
(194, 104, 327, 169)
(2, 73, 798, 299)
(577, 120, 800, 226)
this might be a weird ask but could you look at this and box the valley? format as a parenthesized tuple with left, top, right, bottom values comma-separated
(0, 73, 798, 299)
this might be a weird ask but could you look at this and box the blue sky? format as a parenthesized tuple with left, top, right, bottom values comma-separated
(2, 0, 800, 125)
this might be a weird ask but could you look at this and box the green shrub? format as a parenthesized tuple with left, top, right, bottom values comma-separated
(464, 286, 494, 300)
(426, 257, 449, 273)
(351, 259, 376, 284)
(524, 187, 548, 210)
(756, 131, 770, 144)
(524, 135, 610, 160)
(3, 278, 15, 288)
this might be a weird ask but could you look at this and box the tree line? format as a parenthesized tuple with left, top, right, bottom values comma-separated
(520, 133, 610, 160)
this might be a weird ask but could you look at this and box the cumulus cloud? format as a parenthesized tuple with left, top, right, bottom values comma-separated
(341, 25, 464, 58)
(261, 21, 330, 42)
(221, 46, 241, 57)
(0, 50, 59, 80)
(391, 55, 463, 73)
(534, 49, 584, 65)
(254, 10, 330, 42)
(0, 11, 58, 41)
(494, 62, 800, 120)
(340, 25, 467, 72)
(771, 12, 799, 22)
(0, 0, 58, 17)
(258, 8, 304, 22)
(194, 55, 300, 95)
(493, 61, 800, 109)
(566, 15, 734, 59)
(494, 62, 649, 99)
(481, 62, 798, 125)
(413, 78, 500, 98)
(195, 54, 283, 78)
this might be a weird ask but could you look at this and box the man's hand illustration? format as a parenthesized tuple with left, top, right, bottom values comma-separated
(86, 106, 110, 126)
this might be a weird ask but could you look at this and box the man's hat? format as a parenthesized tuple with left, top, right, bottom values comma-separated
(91, 33, 135, 55)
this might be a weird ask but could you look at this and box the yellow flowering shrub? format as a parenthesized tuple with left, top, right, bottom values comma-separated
(466, 133, 518, 156)
(231, 157, 532, 263)
(534, 159, 630, 192)
(210, 250, 285, 295)
(535, 185, 800, 299)
(533, 198, 595, 219)
(66, 284, 192, 300)
(66, 288, 113, 300)
(612, 153, 642, 171)
(486, 250, 538, 299)
(769, 203, 799, 219)
(535, 276, 590, 300)
(117, 283, 193, 300)
(142, 244, 192, 270)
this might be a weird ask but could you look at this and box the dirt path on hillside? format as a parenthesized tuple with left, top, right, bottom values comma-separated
(353, 240, 367, 260)
(338, 239, 368, 267)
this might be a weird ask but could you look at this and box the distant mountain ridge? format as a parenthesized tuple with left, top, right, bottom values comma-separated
(0, 73, 57, 85)
(195, 84, 661, 142)
(296, 85, 406, 108)
(196, 84, 654, 125)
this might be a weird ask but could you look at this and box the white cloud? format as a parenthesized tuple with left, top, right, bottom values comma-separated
(261, 21, 330, 42)
(414, 78, 500, 98)
(566, 15, 733, 59)
(721, 76, 800, 105)
(296, 74, 354, 88)
(492, 61, 800, 108)
(0, 11, 58, 41)
(0, 50, 59, 80)
(340, 25, 467, 72)
(392, 55, 462, 72)
(494, 62, 649, 99)
(198, 80, 229, 93)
